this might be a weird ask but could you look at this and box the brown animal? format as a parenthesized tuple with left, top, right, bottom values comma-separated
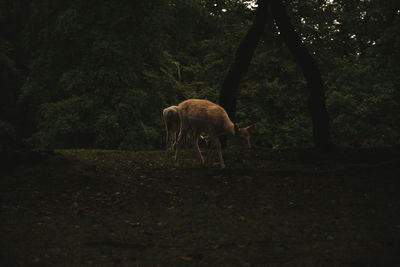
(163, 105, 209, 151)
(174, 99, 255, 168)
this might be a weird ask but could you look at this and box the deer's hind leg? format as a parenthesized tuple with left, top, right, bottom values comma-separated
(174, 125, 188, 167)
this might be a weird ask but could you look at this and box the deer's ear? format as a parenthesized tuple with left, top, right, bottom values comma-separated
(245, 123, 256, 131)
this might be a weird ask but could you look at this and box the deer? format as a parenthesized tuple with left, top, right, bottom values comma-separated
(163, 105, 209, 151)
(174, 99, 255, 168)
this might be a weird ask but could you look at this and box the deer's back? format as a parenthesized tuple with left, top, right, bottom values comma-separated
(178, 99, 234, 135)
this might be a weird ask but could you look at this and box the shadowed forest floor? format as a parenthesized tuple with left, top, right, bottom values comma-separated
(1, 148, 400, 266)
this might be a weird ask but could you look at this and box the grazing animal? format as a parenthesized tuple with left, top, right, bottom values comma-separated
(174, 99, 255, 168)
(163, 105, 209, 151)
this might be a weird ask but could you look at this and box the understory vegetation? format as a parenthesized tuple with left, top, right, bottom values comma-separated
(1, 0, 399, 150)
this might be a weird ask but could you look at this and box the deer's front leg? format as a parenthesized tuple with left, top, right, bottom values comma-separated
(215, 139, 225, 169)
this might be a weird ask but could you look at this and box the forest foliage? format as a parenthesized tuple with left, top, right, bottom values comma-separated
(1, 0, 399, 150)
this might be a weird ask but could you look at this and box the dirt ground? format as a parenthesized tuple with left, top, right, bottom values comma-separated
(1, 148, 400, 266)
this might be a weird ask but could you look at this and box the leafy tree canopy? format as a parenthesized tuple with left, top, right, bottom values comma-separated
(1, 0, 399, 150)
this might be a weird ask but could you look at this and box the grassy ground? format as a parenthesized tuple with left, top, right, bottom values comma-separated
(1, 148, 400, 266)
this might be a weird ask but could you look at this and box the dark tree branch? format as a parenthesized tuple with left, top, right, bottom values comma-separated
(269, 0, 331, 151)
(219, 0, 269, 121)
(219, 0, 331, 151)
(218, 0, 269, 147)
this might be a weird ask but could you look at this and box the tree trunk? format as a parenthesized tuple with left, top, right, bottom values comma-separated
(269, 0, 332, 152)
(219, 0, 269, 121)
(219, 0, 269, 147)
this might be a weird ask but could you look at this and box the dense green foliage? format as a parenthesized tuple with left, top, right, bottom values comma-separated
(1, 0, 399, 150)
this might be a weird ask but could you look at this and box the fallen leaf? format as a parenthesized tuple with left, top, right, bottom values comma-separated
(180, 256, 192, 261)
(125, 220, 141, 227)
(187, 253, 203, 260)
(368, 209, 376, 215)
(303, 189, 312, 194)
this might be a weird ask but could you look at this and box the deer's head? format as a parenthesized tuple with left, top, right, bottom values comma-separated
(235, 123, 255, 149)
